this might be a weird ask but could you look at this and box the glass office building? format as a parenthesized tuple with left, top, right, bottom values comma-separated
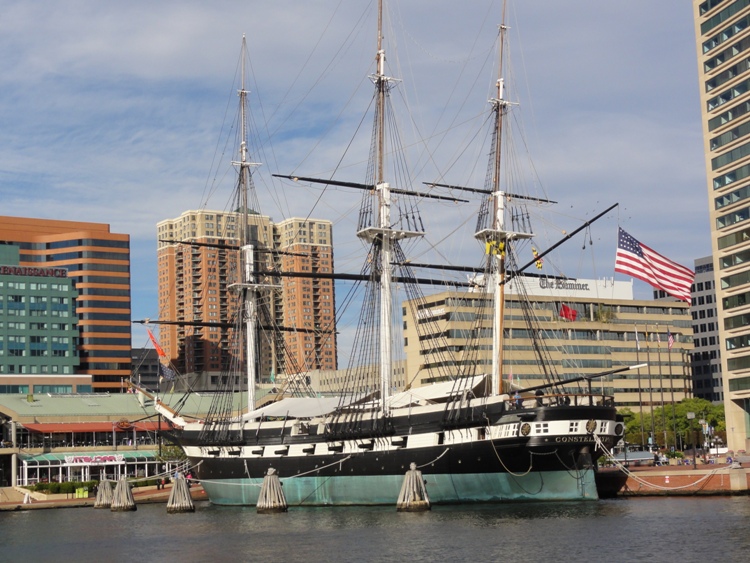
(0, 217, 131, 392)
(694, 0, 750, 452)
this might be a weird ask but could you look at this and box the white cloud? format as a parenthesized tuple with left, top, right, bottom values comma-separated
(0, 0, 708, 349)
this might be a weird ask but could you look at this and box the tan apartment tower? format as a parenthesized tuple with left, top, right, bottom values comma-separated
(0, 216, 131, 392)
(274, 217, 337, 375)
(694, 0, 750, 453)
(157, 211, 336, 388)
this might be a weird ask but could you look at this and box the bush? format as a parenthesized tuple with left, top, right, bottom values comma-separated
(30, 479, 100, 494)
(60, 482, 78, 494)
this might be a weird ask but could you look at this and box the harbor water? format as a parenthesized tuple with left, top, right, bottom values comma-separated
(3, 497, 749, 562)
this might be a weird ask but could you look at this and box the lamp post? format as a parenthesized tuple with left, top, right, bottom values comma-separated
(687, 411, 696, 469)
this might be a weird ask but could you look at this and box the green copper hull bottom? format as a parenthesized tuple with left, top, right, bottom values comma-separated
(199, 469, 599, 506)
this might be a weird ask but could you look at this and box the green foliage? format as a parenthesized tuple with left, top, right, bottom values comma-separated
(620, 397, 724, 450)
(29, 479, 98, 494)
(158, 444, 186, 462)
(594, 305, 616, 322)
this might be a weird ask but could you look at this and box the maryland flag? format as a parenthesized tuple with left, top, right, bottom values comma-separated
(486, 240, 505, 257)
(532, 247, 543, 270)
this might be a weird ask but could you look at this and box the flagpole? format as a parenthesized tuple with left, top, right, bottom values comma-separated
(668, 328, 677, 451)
(646, 325, 656, 448)
(656, 325, 667, 450)
(635, 326, 645, 447)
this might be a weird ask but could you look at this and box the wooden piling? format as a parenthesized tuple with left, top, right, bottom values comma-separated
(257, 468, 287, 513)
(94, 479, 114, 509)
(167, 473, 195, 513)
(396, 463, 430, 512)
(110, 477, 137, 511)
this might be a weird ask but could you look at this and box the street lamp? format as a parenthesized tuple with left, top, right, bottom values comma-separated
(687, 411, 696, 469)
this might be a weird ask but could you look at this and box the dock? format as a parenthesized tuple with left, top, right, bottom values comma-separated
(597, 460, 750, 497)
(0, 482, 207, 511)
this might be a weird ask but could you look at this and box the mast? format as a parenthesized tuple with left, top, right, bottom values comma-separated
(276, 2, 428, 418)
(492, 5, 509, 398)
(475, 1, 532, 397)
(232, 35, 262, 413)
(375, 0, 393, 419)
(355, 0, 422, 419)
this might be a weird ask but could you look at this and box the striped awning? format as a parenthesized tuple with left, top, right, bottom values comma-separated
(20, 450, 158, 465)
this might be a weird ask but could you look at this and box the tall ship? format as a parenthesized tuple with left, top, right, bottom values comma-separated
(149, 0, 632, 505)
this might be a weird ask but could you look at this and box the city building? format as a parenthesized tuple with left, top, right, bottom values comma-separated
(0, 392, 243, 487)
(0, 217, 131, 392)
(403, 277, 693, 418)
(0, 245, 85, 393)
(156, 209, 251, 381)
(691, 256, 723, 402)
(131, 347, 160, 391)
(307, 361, 408, 395)
(693, 0, 750, 452)
(156, 210, 336, 390)
(274, 217, 337, 374)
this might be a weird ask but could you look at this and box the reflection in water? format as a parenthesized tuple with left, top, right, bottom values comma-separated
(3, 498, 749, 563)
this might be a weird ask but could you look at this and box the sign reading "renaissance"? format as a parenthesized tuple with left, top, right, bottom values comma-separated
(0, 265, 69, 278)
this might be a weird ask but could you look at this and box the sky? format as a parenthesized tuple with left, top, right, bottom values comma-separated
(0, 1, 708, 353)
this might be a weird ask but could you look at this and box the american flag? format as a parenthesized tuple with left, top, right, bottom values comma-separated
(667, 330, 674, 350)
(614, 228, 694, 303)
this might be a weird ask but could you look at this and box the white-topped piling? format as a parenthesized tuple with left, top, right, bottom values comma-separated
(167, 473, 195, 513)
(257, 467, 287, 513)
(94, 479, 114, 509)
(396, 463, 430, 512)
(110, 477, 137, 511)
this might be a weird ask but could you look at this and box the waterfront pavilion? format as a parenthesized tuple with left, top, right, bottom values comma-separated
(0, 390, 245, 487)
(20, 451, 159, 485)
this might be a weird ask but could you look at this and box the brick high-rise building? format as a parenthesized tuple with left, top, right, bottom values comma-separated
(156, 210, 336, 389)
(274, 217, 337, 375)
(0, 216, 131, 392)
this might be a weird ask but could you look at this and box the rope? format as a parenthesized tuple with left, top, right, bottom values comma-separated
(416, 448, 450, 469)
(554, 448, 589, 480)
(288, 455, 354, 506)
(198, 455, 355, 489)
(113, 459, 199, 484)
(285, 455, 353, 479)
(484, 417, 535, 478)
(487, 431, 534, 478)
(593, 434, 721, 491)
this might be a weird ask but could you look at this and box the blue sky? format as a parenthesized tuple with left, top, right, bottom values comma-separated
(1, 1, 707, 351)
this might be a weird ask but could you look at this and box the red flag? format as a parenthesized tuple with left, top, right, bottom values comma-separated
(614, 228, 694, 302)
(560, 304, 577, 321)
(147, 329, 167, 358)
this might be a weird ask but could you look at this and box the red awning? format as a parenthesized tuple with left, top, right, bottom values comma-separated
(21, 421, 164, 434)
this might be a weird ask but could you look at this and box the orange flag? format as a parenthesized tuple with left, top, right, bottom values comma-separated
(147, 329, 167, 358)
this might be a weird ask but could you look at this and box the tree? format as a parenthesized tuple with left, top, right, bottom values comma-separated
(158, 444, 186, 463)
(618, 397, 724, 451)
